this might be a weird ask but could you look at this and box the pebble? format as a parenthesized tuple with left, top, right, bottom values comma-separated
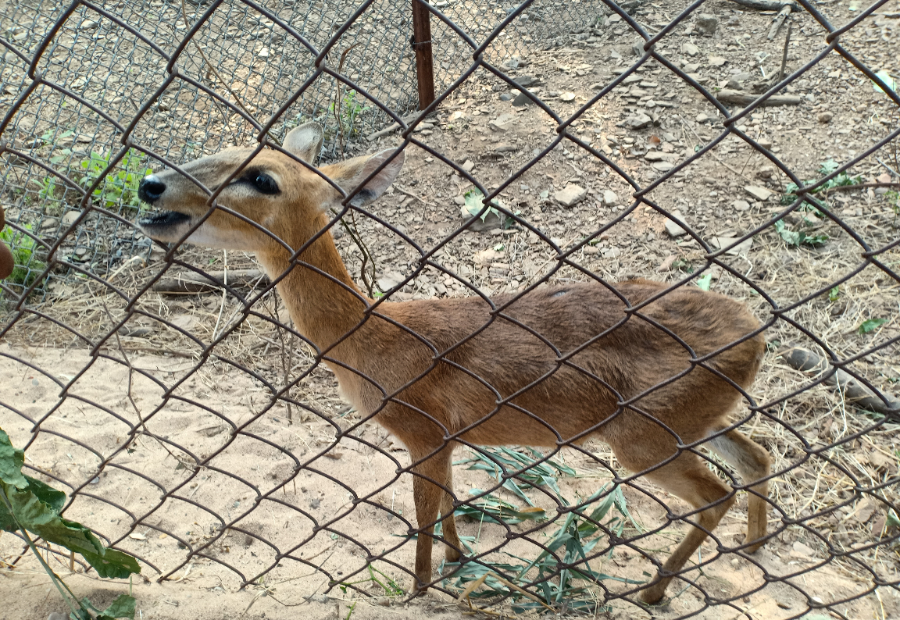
(40, 218, 59, 230)
(626, 113, 652, 129)
(258, 47, 269, 58)
(62, 211, 81, 227)
(499, 93, 514, 101)
(665, 211, 688, 237)
(461, 159, 475, 173)
(696, 113, 710, 123)
(512, 91, 535, 106)
(513, 75, 539, 87)
(732, 199, 751, 211)
(489, 113, 517, 131)
(708, 56, 726, 67)
(817, 111, 833, 123)
(652, 161, 675, 171)
(645, 151, 667, 161)
(79, 20, 98, 30)
(683, 42, 699, 56)
(602, 189, 618, 206)
(757, 165, 776, 179)
(712, 236, 753, 256)
(744, 185, 774, 201)
(696, 13, 718, 35)
(560, 92, 576, 101)
(554, 184, 587, 207)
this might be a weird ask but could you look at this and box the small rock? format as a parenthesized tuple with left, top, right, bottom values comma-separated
(877, 172, 892, 184)
(696, 113, 710, 123)
(757, 165, 776, 179)
(377, 271, 406, 291)
(554, 184, 587, 207)
(665, 211, 688, 237)
(258, 47, 269, 58)
(817, 111, 833, 123)
(512, 91, 535, 107)
(493, 144, 518, 154)
(79, 20, 98, 30)
(560, 92, 576, 101)
(513, 75, 539, 87)
(40, 218, 59, 230)
(758, 137, 773, 149)
(626, 113, 652, 129)
(745, 185, 774, 201)
(61, 211, 81, 227)
(602, 189, 618, 206)
(499, 93, 514, 101)
(683, 42, 699, 56)
(683, 63, 701, 73)
(644, 151, 667, 161)
(712, 237, 753, 256)
(461, 159, 475, 173)
(791, 541, 815, 557)
(602, 247, 621, 259)
(489, 113, 517, 131)
(708, 56, 726, 67)
(652, 161, 675, 172)
(453, 196, 466, 206)
(732, 200, 750, 211)
(632, 40, 644, 56)
(696, 13, 718, 35)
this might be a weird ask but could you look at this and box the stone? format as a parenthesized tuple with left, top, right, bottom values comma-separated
(626, 113, 652, 129)
(493, 144, 518, 153)
(757, 165, 776, 179)
(377, 271, 406, 291)
(683, 63, 701, 73)
(554, 184, 587, 207)
(758, 137, 773, 149)
(744, 185, 774, 201)
(514, 75, 539, 87)
(817, 111, 833, 123)
(732, 199, 751, 211)
(683, 42, 699, 56)
(602, 189, 618, 206)
(708, 56, 726, 67)
(40, 217, 59, 230)
(713, 237, 753, 256)
(696, 13, 718, 35)
(659, 254, 677, 271)
(665, 211, 688, 237)
(489, 113, 517, 131)
(696, 113, 710, 123)
(560, 92, 576, 101)
(258, 47, 269, 58)
(499, 93, 514, 101)
(512, 91, 535, 107)
(461, 159, 475, 173)
(652, 161, 675, 172)
(79, 20, 98, 30)
(453, 196, 466, 206)
(877, 172, 892, 184)
(644, 151, 667, 161)
(62, 211, 81, 227)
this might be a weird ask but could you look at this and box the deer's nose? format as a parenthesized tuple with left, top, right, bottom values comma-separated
(138, 175, 166, 203)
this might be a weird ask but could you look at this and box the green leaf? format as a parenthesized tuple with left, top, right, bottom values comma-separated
(696, 273, 712, 291)
(828, 286, 840, 302)
(0, 430, 28, 488)
(873, 70, 896, 95)
(888, 509, 899, 528)
(818, 159, 840, 175)
(859, 318, 887, 334)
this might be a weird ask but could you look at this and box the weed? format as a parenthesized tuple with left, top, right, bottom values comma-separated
(781, 159, 863, 206)
(696, 272, 712, 291)
(329, 89, 370, 138)
(828, 286, 840, 302)
(859, 318, 887, 334)
(0, 224, 45, 288)
(774, 219, 829, 248)
(458, 446, 575, 506)
(79, 149, 153, 213)
(336, 564, 406, 598)
(461, 188, 515, 229)
(0, 428, 139, 619)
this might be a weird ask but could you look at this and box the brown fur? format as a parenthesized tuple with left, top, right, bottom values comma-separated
(137, 123, 771, 604)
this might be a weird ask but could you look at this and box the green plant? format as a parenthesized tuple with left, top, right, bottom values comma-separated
(336, 564, 406, 598)
(0, 224, 45, 287)
(457, 446, 576, 506)
(774, 219, 829, 248)
(781, 159, 863, 206)
(696, 272, 712, 291)
(828, 286, 840, 302)
(0, 428, 139, 619)
(329, 89, 370, 137)
(79, 149, 153, 213)
(858, 318, 887, 334)
(461, 188, 515, 229)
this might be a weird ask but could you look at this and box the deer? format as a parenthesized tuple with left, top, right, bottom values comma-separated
(136, 122, 771, 605)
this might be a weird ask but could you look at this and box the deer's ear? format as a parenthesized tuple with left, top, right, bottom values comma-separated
(321, 149, 405, 208)
(283, 122, 324, 164)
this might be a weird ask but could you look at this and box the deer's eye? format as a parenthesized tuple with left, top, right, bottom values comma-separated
(251, 173, 279, 195)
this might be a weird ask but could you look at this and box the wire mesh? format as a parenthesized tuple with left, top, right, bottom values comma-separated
(1, 0, 899, 617)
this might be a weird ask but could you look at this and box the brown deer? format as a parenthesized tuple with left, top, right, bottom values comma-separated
(137, 122, 771, 605)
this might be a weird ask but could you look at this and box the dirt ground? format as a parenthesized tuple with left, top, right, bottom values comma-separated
(2, 0, 900, 618)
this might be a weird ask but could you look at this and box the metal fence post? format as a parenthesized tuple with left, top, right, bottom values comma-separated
(411, 0, 436, 110)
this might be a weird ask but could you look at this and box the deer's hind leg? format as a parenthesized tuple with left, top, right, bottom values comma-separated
(409, 444, 459, 592)
(707, 427, 771, 552)
(611, 438, 736, 605)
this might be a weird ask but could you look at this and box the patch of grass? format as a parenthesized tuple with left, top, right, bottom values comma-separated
(336, 564, 406, 598)
(79, 148, 153, 213)
(774, 219, 829, 248)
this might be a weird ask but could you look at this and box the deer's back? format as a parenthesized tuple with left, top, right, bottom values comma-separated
(340, 281, 765, 447)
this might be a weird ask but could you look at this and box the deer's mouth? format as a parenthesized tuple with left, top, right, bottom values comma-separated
(138, 210, 193, 240)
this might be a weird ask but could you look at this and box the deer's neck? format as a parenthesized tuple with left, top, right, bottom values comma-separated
(255, 225, 368, 356)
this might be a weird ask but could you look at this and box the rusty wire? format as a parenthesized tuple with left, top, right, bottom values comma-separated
(1, 0, 899, 617)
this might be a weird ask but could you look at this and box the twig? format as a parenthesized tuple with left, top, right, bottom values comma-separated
(727, 0, 797, 10)
(716, 89, 802, 106)
(179, 0, 281, 146)
(776, 20, 792, 82)
(333, 43, 361, 157)
(877, 158, 899, 178)
(394, 184, 436, 208)
(768, 4, 792, 41)
(779, 346, 900, 418)
(820, 181, 900, 194)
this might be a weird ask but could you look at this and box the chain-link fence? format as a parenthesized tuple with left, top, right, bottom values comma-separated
(2, 0, 899, 617)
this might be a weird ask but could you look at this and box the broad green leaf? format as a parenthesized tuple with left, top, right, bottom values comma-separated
(859, 318, 887, 334)
(818, 159, 840, 175)
(0, 429, 28, 488)
(873, 70, 896, 95)
(696, 273, 712, 291)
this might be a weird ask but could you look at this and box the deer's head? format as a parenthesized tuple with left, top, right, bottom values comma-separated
(137, 122, 404, 253)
